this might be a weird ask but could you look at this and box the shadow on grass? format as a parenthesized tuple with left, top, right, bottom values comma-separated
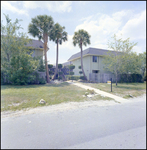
(1, 82, 70, 90)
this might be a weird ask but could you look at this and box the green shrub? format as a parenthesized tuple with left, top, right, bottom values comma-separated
(119, 74, 143, 83)
(78, 66, 81, 69)
(38, 59, 45, 72)
(58, 64, 63, 69)
(1, 70, 8, 85)
(68, 64, 75, 70)
(79, 71, 83, 74)
(70, 76, 75, 80)
(65, 75, 80, 81)
(59, 72, 63, 75)
(144, 75, 146, 81)
(69, 72, 74, 75)
(58, 76, 62, 80)
(80, 76, 86, 80)
(48, 64, 53, 69)
(38, 77, 46, 84)
(49, 71, 53, 75)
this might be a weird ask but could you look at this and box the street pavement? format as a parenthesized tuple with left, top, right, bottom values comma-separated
(1, 94, 146, 149)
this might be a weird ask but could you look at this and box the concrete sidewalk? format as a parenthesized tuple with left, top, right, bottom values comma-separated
(66, 81, 129, 103)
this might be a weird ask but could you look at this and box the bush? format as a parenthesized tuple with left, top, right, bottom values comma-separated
(65, 75, 80, 81)
(38, 77, 46, 84)
(58, 64, 63, 69)
(58, 76, 62, 80)
(70, 76, 75, 80)
(48, 64, 53, 69)
(49, 71, 53, 75)
(79, 71, 83, 74)
(28, 71, 40, 84)
(59, 72, 63, 75)
(78, 66, 81, 69)
(69, 72, 74, 75)
(119, 73, 143, 83)
(1, 70, 9, 85)
(144, 75, 146, 81)
(80, 76, 86, 80)
(38, 59, 45, 72)
(68, 64, 75, 70)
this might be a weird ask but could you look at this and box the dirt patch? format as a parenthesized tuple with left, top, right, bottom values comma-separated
(1, 100, 119, 118)
(1, 93, 146, 119)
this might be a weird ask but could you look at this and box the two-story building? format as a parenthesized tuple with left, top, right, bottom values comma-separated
(26, 39, 49, 58)
(64, 47, 121, 83)
(26, 39, 49, 80)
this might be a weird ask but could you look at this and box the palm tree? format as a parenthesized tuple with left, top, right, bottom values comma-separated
(73, 29, 91, 81)
(49, 23, 68, 80)
(28, 15, 54, 83)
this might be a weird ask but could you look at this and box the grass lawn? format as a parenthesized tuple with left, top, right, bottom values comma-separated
(82, 82, 146, 99)
(1, 82, 113, 112)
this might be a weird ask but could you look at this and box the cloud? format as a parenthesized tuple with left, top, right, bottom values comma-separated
(117, 10, 146, 41)
(75, 13, 121, 49)
(1, 1, 28, 16)
(73, 9, 146, 54)
(23, 1, 72, 13)
(112, 10, 134, 21)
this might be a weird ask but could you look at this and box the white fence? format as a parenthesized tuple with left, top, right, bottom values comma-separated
(89, 73, 116, 83)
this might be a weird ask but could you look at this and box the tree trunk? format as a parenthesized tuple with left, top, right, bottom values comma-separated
(80, 44, 88, 81)
(43, 34, 50, 83)
(53, 39, 59, 80)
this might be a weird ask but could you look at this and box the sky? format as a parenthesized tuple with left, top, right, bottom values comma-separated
(1, 1, 146, 65)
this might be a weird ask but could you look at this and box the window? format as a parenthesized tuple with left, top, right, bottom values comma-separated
(93, 56, 97, 62)
(92, 70, 99, 73)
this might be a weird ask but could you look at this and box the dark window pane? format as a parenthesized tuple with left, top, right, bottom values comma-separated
(93, 56, 97, 62)
(92, 70, 99, 73)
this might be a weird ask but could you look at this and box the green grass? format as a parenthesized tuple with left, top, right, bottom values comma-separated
(82, 82, 146, 98)
(1, 82, 112, 112)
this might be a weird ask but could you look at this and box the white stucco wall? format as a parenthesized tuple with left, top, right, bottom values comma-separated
(71, 55, 105, 80)
(69, 55, 116, 82)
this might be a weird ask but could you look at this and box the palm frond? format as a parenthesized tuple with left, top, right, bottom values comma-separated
(72, 29, 91, 48)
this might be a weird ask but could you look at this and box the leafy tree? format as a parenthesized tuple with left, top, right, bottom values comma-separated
(28, 15, 54, 83)
(120, 52, 141, 82)
(103, 34, 137, 85)
(38, 59, 45, 72)
(49, 23, 68, 80)
(1, 14, 39, 84)
(1, 14, 31, 71)
(8, 53, 39, 85)
(138, 52, 146, 81)
(73, 29, 91, 81)
(1, 14, 40, 85)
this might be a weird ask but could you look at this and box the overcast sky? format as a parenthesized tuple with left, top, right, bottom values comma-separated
(1, 1, 146, 65)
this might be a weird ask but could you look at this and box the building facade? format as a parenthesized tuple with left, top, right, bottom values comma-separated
(65, 47, 121, 83)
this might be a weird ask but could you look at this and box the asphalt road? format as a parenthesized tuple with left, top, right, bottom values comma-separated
(1, 95, 146, 149)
